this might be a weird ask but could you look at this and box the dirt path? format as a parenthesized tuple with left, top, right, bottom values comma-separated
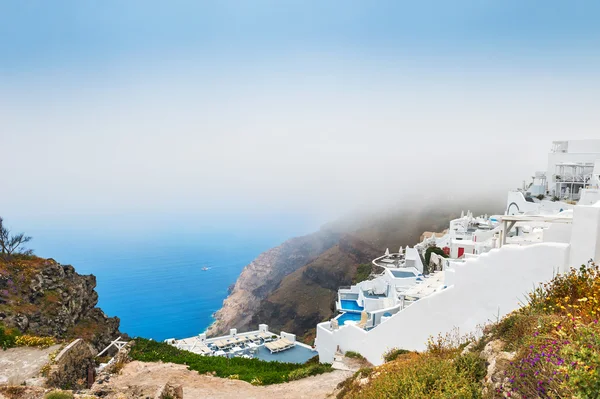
(0, 345, 61, 385)
(98, 361, 351, 399)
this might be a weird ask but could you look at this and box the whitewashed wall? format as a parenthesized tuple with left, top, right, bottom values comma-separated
(569, 202, 600, 267)
(316, 243, 570, 365)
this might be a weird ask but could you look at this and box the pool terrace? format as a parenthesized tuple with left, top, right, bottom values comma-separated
(167, 324, 316, 364)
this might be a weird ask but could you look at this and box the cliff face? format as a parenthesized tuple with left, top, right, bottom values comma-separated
(206, 227, 342, 336)
(251, 235, 382, 339)
(0, 256, 120, 351)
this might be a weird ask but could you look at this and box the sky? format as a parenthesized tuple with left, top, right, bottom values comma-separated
(2, 1, 600, 235)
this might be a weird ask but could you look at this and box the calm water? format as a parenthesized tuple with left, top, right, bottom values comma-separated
(24, 216, 316, 341)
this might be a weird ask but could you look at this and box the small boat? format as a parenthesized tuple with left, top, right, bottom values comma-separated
(201, 267, 210, 271)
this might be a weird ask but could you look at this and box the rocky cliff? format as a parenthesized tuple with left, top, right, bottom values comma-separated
(0, 256, 120, 351)
(207, 227, 342, 336)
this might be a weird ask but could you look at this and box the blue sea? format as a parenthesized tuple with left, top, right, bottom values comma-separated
(22, 214, 318, 341)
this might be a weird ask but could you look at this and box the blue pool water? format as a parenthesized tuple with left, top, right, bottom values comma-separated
(255, 345, 317, 363)
(390, 270, 417, 278)
(340, 300, 364, 311)
(336, 312, 362, 325)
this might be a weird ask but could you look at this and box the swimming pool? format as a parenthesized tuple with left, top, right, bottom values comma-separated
(340, 299, 364, 311)
(336, 312, 362, 325)
(390, 270, 417, 278)
(254, 344, 317, 363)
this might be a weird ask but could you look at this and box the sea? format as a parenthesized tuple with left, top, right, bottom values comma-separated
(24, 214, 317, 341)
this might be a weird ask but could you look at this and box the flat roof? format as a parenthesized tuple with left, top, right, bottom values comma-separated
(499, 214, 572, 224)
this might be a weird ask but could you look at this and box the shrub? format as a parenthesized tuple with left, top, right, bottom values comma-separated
(424, 246, 448, 267)
(129, 338, 332, 385)
(454, 352, 486, 383)
(382, 348, 411, 362)
(344, 351, 364, 360)
(352, 264, 373, 284)
(340, 353, 483, 399)
(15, 334, 55, 348)
(44, 391, 74, 399)
(536, 194, 545, 200)
(0, 324, 19, 350)
(526, 264, 600, 324)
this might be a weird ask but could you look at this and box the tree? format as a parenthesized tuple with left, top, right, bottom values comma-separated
(424, 246, 447, 266)
(0, 216, 33, 259)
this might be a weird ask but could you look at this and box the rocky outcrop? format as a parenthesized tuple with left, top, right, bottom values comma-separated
(0, 257, 120, 351)
(252, 235, 382, 338)
(207, 228, 342, 336)
(479, 339, 516, 394)
(46, 338, 96, 390)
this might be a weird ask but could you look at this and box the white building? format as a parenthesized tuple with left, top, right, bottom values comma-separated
(538, 140, 600, 201)
(315, 140, 600, 366)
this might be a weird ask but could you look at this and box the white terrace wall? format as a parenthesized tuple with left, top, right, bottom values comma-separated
(316, 243, 570, 366)
(569, 201, 600, 267)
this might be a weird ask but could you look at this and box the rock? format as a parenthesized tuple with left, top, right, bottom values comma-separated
(461, 341, 475, 356)
(154, 383, 183, 399)
(479, 340, 516, 387)
(46, 338, 96, 390)
(14, 314, 29, 330)
(0, 257, 121, 352)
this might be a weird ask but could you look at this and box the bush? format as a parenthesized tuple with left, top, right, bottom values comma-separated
(536, 194, 545, 200)
(15, 334, 55, 348)
(383, 348, 411, 362)
(0, 324, 19, 350)
(44, 391, 73, 399)
(340, 353, 483, 399)
(424, 246, 447, 267)
(129, 338, 332, 385)
(344, 351, 364, 360)
(352, 264, 372, 284)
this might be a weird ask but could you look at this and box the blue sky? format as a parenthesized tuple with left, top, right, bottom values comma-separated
(2, 1, 600, 230)
(2, 1, 600, 73)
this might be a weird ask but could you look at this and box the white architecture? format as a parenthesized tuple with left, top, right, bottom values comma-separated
(315, 139, 600, 366)
(538, 140, 600, 201)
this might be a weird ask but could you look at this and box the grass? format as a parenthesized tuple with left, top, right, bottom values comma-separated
(338, 351, 485, 399)
(44, 391, 74, 399)
(129, 338, 332, 385)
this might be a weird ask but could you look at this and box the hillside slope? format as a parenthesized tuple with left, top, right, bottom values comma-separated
(207, 227, 342, 336)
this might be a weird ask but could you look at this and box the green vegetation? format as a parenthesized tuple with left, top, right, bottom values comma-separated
(129, 338, 333, 385)
(344, 351, 365, 360)
(352, 263, 372, 284)
(382, 348, 411, 362)
(337, 263, 600, 398)
(15, 334, 56, 348)
(44, 390, 74, 399)
(338, 350, 485, 399)
(0, 324, 19, 350)
(424, 246, 448, 266)
(536, 194, 545, 200)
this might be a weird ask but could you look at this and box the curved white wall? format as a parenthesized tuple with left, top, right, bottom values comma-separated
(316, 243, 570, 365)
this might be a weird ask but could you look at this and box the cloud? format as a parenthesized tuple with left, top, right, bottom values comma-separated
(1, 56, 600, 227)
